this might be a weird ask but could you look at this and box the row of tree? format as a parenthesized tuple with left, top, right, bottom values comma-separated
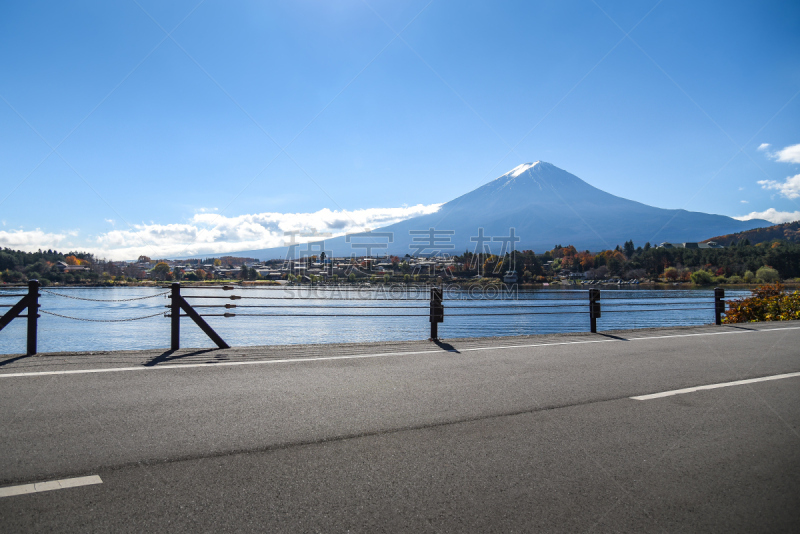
(451, 239, 800, 283)
(0, 248, 156, 285)
(3, 237, 800, 285)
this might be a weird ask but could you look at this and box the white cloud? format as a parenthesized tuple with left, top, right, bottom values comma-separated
(758, 143, 771, 151)
(773, 143, 800, 164)
(758, 173, 800, 199)
(0, 229, 68, 252)
(740, 200, 748, 203)
(735, 208, 800, 224)
(89, 203, 442, 260)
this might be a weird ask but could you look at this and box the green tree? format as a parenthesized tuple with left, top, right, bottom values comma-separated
(1, 269, 26, 283)
(743, 270, 755, 283)
(623, 240, 635, 258)
(690, 270, 714, 285)
(348, 272, 356, 283)
(0, 252, 16, 271)
(606, 256, 623, 276)
(756, 266, 780, 283)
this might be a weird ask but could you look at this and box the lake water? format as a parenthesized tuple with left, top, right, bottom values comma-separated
(0, 285, 751, 355)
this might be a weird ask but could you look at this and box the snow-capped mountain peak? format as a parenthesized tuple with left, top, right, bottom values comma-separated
(504, 161, 541, 179)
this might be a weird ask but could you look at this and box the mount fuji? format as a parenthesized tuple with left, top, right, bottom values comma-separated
(239, 161, 770, 258)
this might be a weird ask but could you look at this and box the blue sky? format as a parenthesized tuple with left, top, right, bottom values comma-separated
(1, 0, 799, 259)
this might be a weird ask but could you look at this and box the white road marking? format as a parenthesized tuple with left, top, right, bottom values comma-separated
(0, 326, 798, 379)
(631, 372, 800, 400)
(0, 475, 102, 498)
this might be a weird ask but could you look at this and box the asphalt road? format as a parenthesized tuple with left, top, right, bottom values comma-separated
(1, 323, 799, 532)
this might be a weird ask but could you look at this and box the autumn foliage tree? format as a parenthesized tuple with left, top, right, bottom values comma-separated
(64, 255, 82, 265)
(663, 267, 679, 281)
(724, 283, 800, 323)
(548, 245, 577, 259)
(576, 251, 594, 271)
(594, 250, 627, 276)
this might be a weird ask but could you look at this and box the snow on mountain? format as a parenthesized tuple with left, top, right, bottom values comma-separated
(505, 162, 540, 178)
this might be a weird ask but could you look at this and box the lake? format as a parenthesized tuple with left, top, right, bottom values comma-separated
(0, 285, 751, 355)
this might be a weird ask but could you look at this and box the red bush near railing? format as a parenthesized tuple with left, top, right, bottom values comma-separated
(723, 283, 800, 323)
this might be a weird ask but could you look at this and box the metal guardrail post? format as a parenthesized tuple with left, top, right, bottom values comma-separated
(27, 279, 39, 355)
(430, 287, 443, 340)
(714, 287, 724, 325)
(169, 284, 229, 349)
(171, 282, 180, 350)
(589, 288, 600, 334)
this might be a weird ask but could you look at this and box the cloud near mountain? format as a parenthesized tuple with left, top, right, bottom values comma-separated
(0, 204, 442, 259)
(735, 209, 800, 224)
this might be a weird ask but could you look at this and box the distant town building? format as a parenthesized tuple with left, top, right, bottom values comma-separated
(56, 261, 90, 273)
(658, 241, 724, 250)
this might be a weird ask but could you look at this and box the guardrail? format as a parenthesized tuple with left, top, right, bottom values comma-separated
(0, 281, 730, 353)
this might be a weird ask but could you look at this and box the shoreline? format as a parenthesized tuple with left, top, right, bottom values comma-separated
(1, 280, 790, 290)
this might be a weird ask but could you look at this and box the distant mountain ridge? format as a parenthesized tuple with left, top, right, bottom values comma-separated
(227, 162, 771, 259)
(703, 220, 800, 246)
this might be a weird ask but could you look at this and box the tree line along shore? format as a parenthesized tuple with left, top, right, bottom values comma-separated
(2, 237, 799, 288)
